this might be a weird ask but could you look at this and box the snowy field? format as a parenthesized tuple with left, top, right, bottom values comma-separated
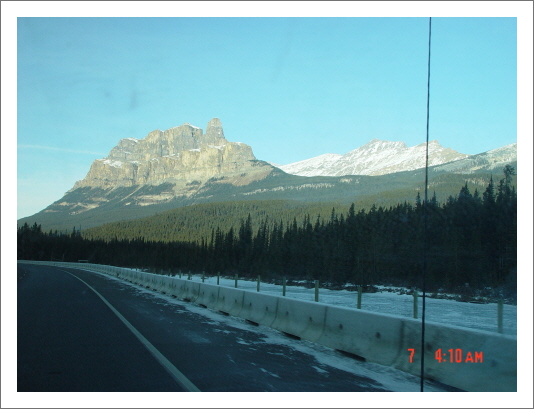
(179, 273, 517, 337)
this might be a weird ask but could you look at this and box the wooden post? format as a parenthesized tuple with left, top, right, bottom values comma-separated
(188, 271, 191, 280)
(315, 280, 319, 302)
(202, 271, 205, 283)
(413, 290, 418, 319)
(235, 274, 238, 288)
(498, 300, 503, 334)
(283, 277, 286, 296)
(257, 275, 260, 292)
(217, 272, 220, 285)
(357, 286, 362, 309)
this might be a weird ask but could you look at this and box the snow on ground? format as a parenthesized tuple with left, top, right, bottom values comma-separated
(183, 274, 516, 337)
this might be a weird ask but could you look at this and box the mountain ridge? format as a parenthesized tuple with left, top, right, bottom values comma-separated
(18, 118, 517, 232)
(73, 118, 266, 191)
(279, 138, 470, 177)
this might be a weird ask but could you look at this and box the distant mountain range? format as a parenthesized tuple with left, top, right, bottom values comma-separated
(278, 139, 468, 177)
(18, 118, 517, 233)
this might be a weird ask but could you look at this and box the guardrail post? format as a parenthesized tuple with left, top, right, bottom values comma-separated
(357, 286, 362, 309)
(217, 272, 220, 285)
(413, 290, 418, 319)
(235, 274, 238, 288)
(188, 271, 192, 280)
(257, 275, 260, 292)
(179, 269, 182, 279)
(283, 277, 286, 296)
(202, 271, 205, 283)
(497, 299, 503, 334)
(315, 280, 319, 302)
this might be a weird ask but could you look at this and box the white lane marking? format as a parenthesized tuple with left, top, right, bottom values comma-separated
(58, 268, 200, 392)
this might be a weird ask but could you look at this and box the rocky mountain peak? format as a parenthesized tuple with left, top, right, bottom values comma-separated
(206, 117, 224, 138)
(72, 118, 269, 192)
(355, 139, 408, 155)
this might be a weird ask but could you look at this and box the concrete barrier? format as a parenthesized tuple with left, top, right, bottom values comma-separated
(148, 274, 159, 289)
(170, 277, 183, 295)
(132, 271, 142, 285)
(396, 318, 517, 392)
(196, 283, 220, 309)
(139, 272, 149, 286)
(144, 273, 153, 287)
(155, 276, 168, 293)
(271, 297, 327, 342)
(182, 280, 201, 302)
(176, 280, 189, 299)
(161, 276, 176, 295)
(124, 268, 133, 281)
(216, 287, 245, 316)
(117, 267, 129, 280)
(164, 276, 175, 293)
(136, 271, 146, 286)
(239, 291, 279, 327)
(154, 276, 168, 292)
(319, 306, 405, 366)
(17, 261, 517, 392)
(168, 278, 185, 299)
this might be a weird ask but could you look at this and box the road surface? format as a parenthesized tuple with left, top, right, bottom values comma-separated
(17, 263, 455, 392)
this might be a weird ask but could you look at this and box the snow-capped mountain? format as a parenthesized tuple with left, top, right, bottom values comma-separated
(276, 153, 343, 177)
(432, 143, 517, 174)
(280, 139, 469, 177)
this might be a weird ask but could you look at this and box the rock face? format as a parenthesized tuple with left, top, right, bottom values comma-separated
(74, 118, 260, 190)
(47, 118, 274, 216)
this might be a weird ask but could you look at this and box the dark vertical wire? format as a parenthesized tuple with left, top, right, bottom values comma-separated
(421, 16, 432, 393)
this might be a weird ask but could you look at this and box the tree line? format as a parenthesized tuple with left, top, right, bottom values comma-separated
(18, 166, 516, 295)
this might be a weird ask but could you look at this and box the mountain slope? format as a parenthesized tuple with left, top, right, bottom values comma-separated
(17, 116, 517, 233)
(278, 153, 343, 177)
(19, 157, 516, 233)
(280, 139, 468, 177)
(36, 118, 274, 218)
(430, 143, 517, 174)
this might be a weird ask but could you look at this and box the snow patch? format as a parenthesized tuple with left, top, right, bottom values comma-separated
(103, 159, 124, 168)
(259, 368, 281, 378)
(312, 365, 329, 375)
(183, 122, 201, 130)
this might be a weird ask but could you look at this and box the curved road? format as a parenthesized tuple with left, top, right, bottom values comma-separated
(17, 263, 454, 392)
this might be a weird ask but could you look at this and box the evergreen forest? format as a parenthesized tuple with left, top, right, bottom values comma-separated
(18, 166, 517, 299)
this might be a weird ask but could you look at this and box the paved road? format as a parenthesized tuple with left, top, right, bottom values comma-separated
(17, 263, 453, 392)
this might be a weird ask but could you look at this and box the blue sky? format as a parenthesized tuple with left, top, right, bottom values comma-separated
(9, 7, 526, 219)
